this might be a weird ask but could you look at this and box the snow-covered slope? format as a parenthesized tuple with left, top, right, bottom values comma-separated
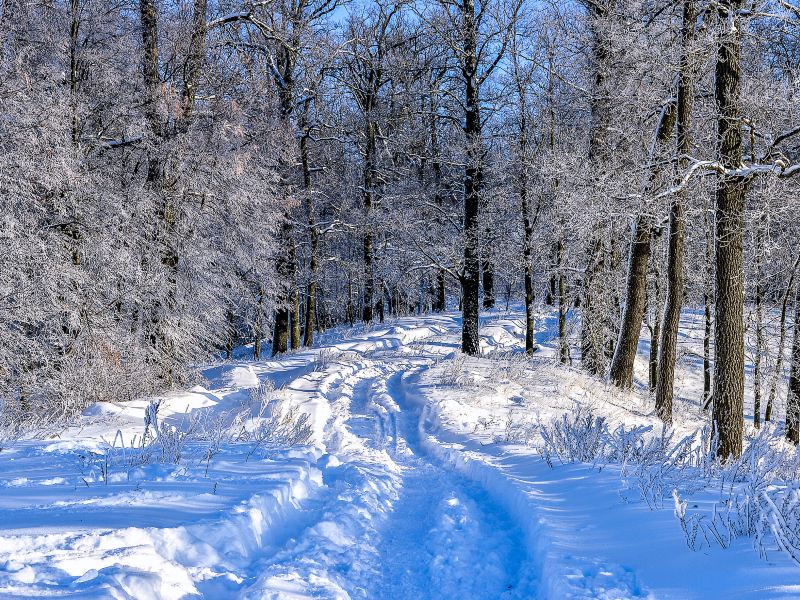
(0, 311, 798, 599)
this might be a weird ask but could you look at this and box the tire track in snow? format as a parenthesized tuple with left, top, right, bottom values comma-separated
(361, 371, 534, 600)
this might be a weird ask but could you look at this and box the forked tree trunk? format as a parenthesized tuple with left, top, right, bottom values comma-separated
(609, 100, 676, 388)
(654, 0, 696, 424)
(712, 0, 746, 459)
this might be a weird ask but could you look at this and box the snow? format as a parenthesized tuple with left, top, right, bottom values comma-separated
(1, 310, 798, 598)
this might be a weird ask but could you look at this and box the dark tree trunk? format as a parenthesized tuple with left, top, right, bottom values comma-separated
(518, 105, 536, 354)
(787, 287, 800, 444)
(655, 0, 695, 423)
(460, 0, 482, 356)
(702, 201, 714, 410)
(754, 278, 763, 427)
(712, 0, 746, 459)
(363, 117, 377, 323)
(254, 285, 264, 360)
(347, 275, 355, 326)
(272, 221, 293, 356)
(225, 310, 235, 360)
(290, 266, 301, 350)
(272, 307, 289, 356)
(753, 222, 765, 427)
(434, 270, 446, 312)
(557, 238, 570, 363)
(609, 215, 653, 387)
(482, 256, 495, 310)
(703, 291, 713, 409)
(610, 95, 676, 389)
(301, 107, 316, 348)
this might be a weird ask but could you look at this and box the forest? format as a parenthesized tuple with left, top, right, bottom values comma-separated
(4, 0, 799, 454)
(1, 0, 800, 596)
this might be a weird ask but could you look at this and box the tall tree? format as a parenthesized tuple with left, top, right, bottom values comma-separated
(711, 0, 746, 459)
(654, 0, 696, 423)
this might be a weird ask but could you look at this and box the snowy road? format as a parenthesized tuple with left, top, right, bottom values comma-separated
(358, 372, 531, 599)
(246, 337, 537, 598)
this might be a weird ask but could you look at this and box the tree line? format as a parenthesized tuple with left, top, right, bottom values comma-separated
(1, 0, 799, 458)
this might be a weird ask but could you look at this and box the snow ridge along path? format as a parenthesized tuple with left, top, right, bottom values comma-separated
(1, 311, 798, 599)
(0, 315, 537, 599)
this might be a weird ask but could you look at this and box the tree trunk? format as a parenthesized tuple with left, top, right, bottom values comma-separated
(787, 287, 800, 444)
(272, 307, 289, 356)
(272, 221, 292, 356)
(557, 238, 570, 363)
(609, 215, 652, 387)
(655, 0, 695, 423)
(712, 0, 746, 459)
(754, 277, 763, 427)
(301, 107, 316, 347)
(766, 258, 799, 421)
(290, 240, 301, 350)
(610, 92, 676, 389)
(519, 108, 535, 354)
(649, 239, 664, 392)
(460, 0, 481, 356)
(703, 291, 713, 409)
(254, 285, 264, 360)
(363, 117, 377, 323)
(482, 256, 495, 310)
(580, 1, 613, 375)
(435, 269, 446, 312)
(702, 200, 714, 410)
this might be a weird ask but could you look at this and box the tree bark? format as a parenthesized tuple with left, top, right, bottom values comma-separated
(272, 220, 293, 356)
(654, 0, 696, 423)
(787, 286, 800, 444)
(482, 255, 495, 310)
(702, 201, 714, 410)
(712, 0, 746, 459)
(517, 87, 535, 354)
(290, 244, 301, 350)
(610, 92, 676, 388)
(580, 0, 614, 375)
(460, 0, 482, 356)
(557, 238, 570, 363)
(609, 215, 653, 387)
(754, 276, 763, 427)
(254, 285, 264, 359)
(301, 105, 317, 347)
(363, 117, 376, 323)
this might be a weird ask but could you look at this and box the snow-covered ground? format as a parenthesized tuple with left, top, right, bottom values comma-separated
(1, 310, 799, 598)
